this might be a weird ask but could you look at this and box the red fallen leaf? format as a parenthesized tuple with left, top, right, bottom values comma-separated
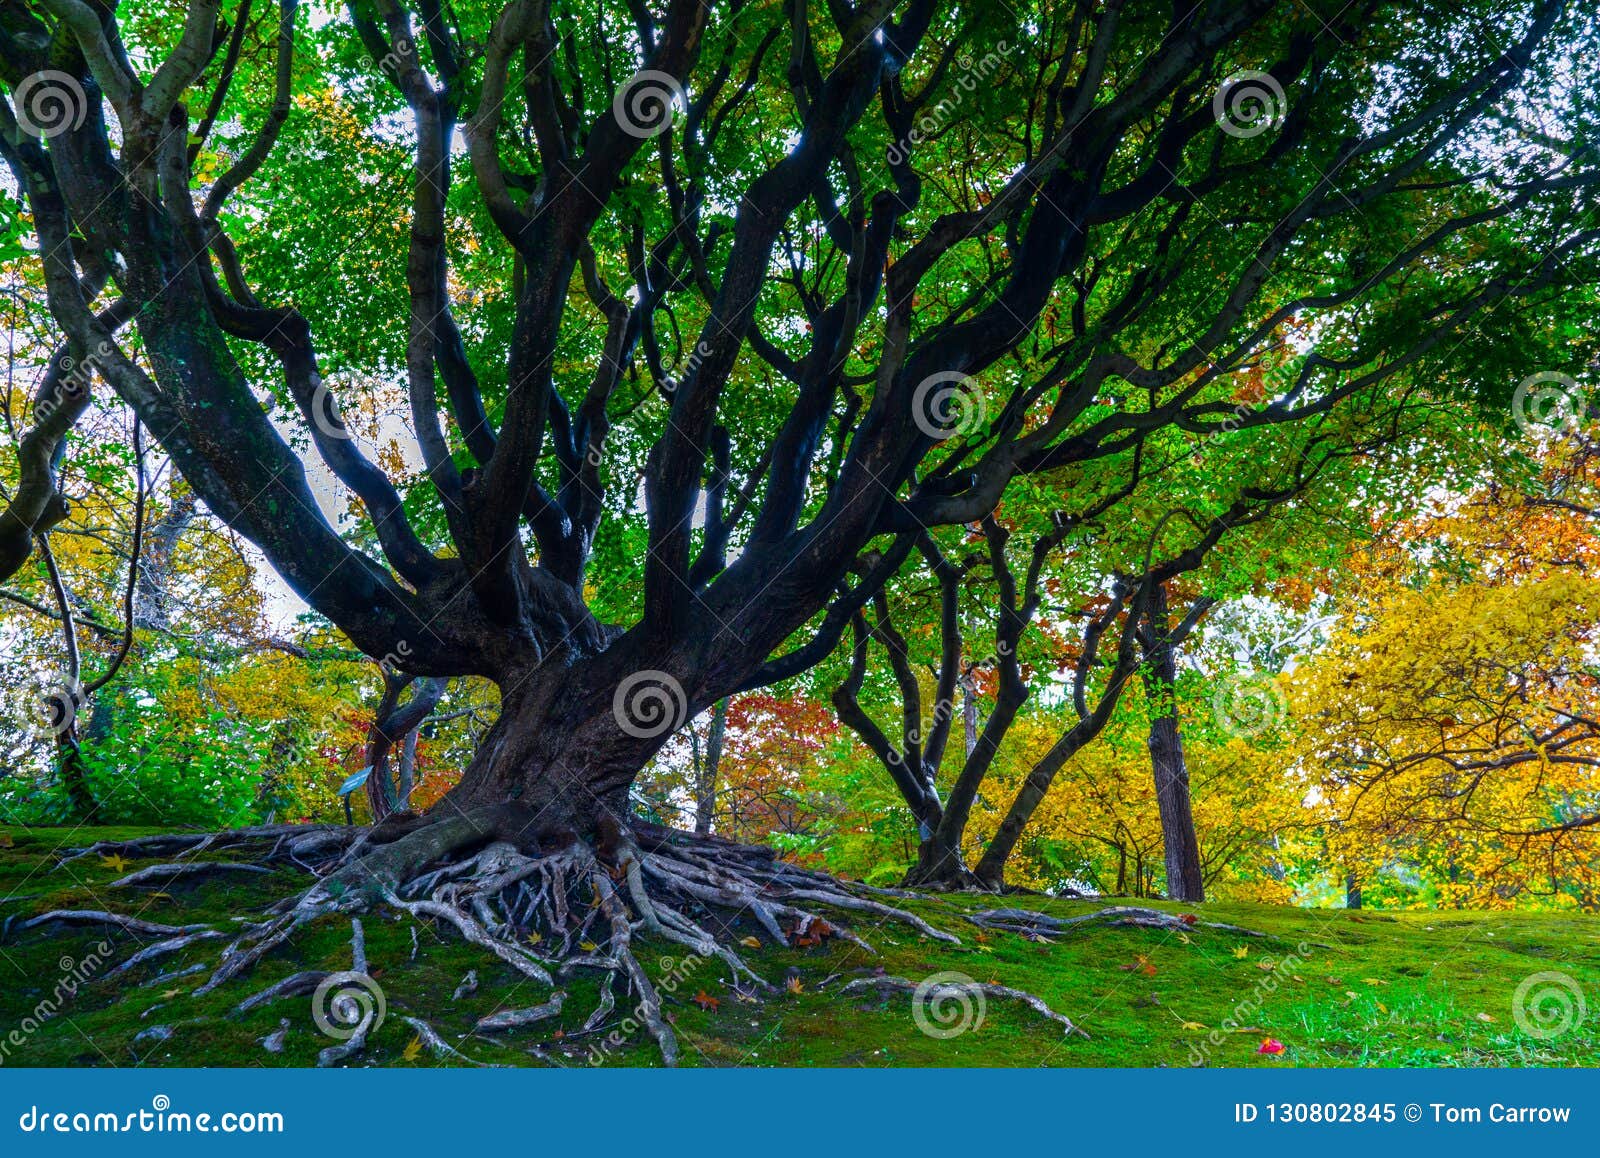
(1179, 914, 1199, 926)
(1257, 1038, 1286, 1055)
(692, 990, 720, 1012)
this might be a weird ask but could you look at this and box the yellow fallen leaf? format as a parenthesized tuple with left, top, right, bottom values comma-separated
(100, 853, 131, 873)
(739, 936, 761, 949)
(159, 989, 183, 999)
(786, 976, 804, 995)
(1376, 1001, 1388, 1014)
(1361, 978, 1389, 986)
(525, 931, 542, 945)
(1232, 946, 1249, 959)
(1181, 1020, 1207, 1032)
(1176, 932, 1191, 944)
(579, 940, 599, 952)
(402, 1035, 423, 1062)
(1476, 1012, 1495, 1023)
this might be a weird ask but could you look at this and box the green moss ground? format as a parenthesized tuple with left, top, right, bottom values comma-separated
(1, 825, 1596, 1068)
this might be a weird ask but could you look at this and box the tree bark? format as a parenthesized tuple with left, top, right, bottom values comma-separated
(692, 697, 728, 837)
(1141, 584, 1205, 904)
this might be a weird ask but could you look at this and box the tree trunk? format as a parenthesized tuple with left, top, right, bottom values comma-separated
(692, 697, 728, 836)
(443, 662, 691, 838)
(1141, 583, 1205, 903)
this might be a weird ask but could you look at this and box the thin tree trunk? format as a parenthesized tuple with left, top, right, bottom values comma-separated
(961, 671, 979, 758)
(692, 697, 727, 836)
(1139, 583, 1205, 903)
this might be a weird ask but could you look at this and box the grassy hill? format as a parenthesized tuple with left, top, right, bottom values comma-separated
(1, 825, 1595, 1068)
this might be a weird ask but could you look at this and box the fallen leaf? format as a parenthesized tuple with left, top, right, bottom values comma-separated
(974, 931, 992, 944)
(402, 1035, 423, 1062)
(1256, 1038, 1286, 1055)
(1179, 914, 1199, 926)
(579, 940, 599, 952)
(100, 853, 131, 873)
(0, 834, 14, 848)
(159, 989, 183, 1000)
(525, 931, 543, 946)
(1176, 932, 1192, 945)
(739, 936, 762, 949)
(1476, 1012, 1495, 1023)
(692, 990, 720, 1012)
(1361, 978, 1389, 986)
(1232, 946, 1249, 959)
(786, 976, 804, 995)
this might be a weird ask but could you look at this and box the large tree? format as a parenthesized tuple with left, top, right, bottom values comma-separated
(2, 0, 1597, 908)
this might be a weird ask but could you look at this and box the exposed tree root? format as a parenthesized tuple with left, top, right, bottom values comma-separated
(110, 862, 275, 888)
(966, 905, 1270, 940)
(25, 814, 979, 1066)
(840, 974, 1089, 1038)
(4, 909, 212, 939)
